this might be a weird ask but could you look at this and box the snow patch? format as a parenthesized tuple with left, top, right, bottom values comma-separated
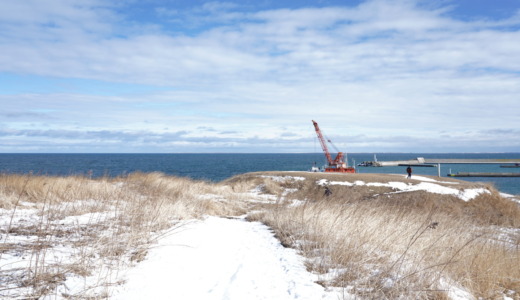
(260, 175, 305, 182)
(0, 204, 125, 298)
(61, 211, 114, 226)
(289, 199, 306, 207)
(501, 193, 520, 204)
(458, 188, 490, 202)
(317, 179, 353, 186)
(439, 278, 475, 300)
(283, 188, 299, 195)
(317, 179, 490, 201)
(405, 175, 459, 184)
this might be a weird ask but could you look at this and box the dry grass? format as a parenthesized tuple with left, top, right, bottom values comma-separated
(1, 170, 519, 299)
(0, 172, 248, 298)
(278, 172, 520, 228)
(245, 171, 520, 299)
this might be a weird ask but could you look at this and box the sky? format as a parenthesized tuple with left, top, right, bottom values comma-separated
(1, 0, 519, 153)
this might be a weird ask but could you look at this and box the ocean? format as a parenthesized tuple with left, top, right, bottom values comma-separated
(0, 153, 519, 195)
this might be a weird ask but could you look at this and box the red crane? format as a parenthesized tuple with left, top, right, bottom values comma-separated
(312, 120, 355, 173)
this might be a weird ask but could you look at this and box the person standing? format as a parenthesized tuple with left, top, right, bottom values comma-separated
(406, 166, 412, 179)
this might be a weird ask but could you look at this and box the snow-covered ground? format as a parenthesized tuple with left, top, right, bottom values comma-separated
(0, 206, 349, 299)
(111, 216, 347, 300)
(316, 175, 490, 202)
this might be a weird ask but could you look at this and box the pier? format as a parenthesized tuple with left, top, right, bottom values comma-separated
(358, 157, 520, 177)
(361, 157, 520, 167)
(448, 172, 520, 177)
(500, 164, 520, 168)
(424, 159, 520, 164)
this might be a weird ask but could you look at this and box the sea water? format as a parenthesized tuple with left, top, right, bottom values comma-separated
(0, 153, 519, 195)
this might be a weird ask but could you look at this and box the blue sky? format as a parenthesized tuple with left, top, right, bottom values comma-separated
(1, 0, 519, 153)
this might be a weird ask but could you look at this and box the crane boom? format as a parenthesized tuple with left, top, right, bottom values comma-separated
(312, 120, 333, 165)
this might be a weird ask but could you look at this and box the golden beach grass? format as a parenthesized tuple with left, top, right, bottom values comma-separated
(1, 171, 518, 299)
(246, 172, 520, 299)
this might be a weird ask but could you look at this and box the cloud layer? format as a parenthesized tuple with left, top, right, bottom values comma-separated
(1, 0, 519, 152)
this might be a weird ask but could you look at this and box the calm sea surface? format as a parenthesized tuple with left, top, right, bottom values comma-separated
(0, 153, 519, 195)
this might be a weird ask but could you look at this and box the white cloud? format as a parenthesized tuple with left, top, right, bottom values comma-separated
(0, 0, 519, 152)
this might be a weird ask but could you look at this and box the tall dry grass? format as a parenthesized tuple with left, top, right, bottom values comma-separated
(2, 170, 519, 299)
(0, 172, 247, 298)
(246, 172, 520, 299)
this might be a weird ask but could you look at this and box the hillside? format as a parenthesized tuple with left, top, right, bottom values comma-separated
(1, 172, 519, 299)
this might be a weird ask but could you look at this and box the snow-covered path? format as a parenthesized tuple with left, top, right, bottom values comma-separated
(112, 217, 343, 300)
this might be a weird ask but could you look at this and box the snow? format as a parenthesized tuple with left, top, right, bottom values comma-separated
(61, 211, 114, 225)
(457, 188, 490, 202)
(0, 204, 122, 298)
(317, 179, 353, 186)
(111, 216, 344, 300)
(260, 175, 305, 182)
(246, 185, 278, 203)
(501, 193, 520, 204)
(440, 278, 476, 300)
(317, 177, 490, 201)
(405, 175, 459, 184)
(2, 207, 346, 299)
